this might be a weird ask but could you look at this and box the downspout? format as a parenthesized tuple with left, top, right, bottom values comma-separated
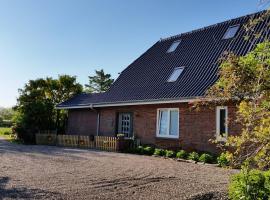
(96, 112, 100, 136)
(90, 104, 100, 136)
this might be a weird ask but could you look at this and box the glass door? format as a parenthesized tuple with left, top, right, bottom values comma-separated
(118, 113, 133, 138)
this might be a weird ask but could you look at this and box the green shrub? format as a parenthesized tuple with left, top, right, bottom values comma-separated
(153, 148, 165, 156)
(217, 153, 230, 167)
(143, 146, 154, 155)
(265, 171, 270, 192)
(176, 150, 188, 159)
(229, 167, 270, 200)
(188, 152, 199, 161)
(136, 146, 144, 154)
(165, 150, 175, 158)
(199, 153, 213, 164)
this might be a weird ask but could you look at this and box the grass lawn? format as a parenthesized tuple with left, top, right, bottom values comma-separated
(0, 127, 20, 143)
(0, 127, 12, 138)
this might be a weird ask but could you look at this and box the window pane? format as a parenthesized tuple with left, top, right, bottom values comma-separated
(167, 40, 181, 53)
(159, 111, 168, 135)
(223, 25, 239, 39)
(169, 110, 178, 136)
(219, 109, 226, 136)
(167, 67, 184, 82)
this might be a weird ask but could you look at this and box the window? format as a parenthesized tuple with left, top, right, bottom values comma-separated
(156, 108, 179, 138)
(216, 106, 228, 141)
(167, 67, 184, 82)
(167, 40, 181, 53)
(223, 25, 240, 39)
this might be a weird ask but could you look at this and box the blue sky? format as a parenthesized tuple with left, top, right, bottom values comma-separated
(0, 0, 267, 107)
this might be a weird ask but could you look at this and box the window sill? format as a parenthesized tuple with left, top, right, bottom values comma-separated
(216, 136, 227, 142)
(156, 136, 179, 140)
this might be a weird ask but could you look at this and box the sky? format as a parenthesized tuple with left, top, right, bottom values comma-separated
(0, 0, 268, 107)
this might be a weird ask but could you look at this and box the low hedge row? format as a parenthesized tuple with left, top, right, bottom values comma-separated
(127, 146, 230, 166)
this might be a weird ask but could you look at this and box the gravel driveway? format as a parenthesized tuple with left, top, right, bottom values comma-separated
(0, 137, 236, 200)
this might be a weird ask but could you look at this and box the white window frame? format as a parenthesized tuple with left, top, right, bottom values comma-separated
(156, 108, 179, 139)
(167, 67, 185, 82)
(216, 106, 228, 142)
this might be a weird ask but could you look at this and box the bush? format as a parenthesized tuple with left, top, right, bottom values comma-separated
(188, 152, 199, 161)
(217, 153, 230, 167)
(13, 125, 35, 144)
(136, 146, 144, 154)
(143, 146, 154, 155)
(176, 150, 188, 159)
(165, 150, 175, 158)
(153, 148, 165, 156)
(229, 167, 270, 200)
(265, 171, 270, 191)
(199, 153, 214, 164)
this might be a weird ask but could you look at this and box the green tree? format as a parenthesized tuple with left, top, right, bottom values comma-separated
(85, 69, 114, 93)
(0, 107, 14, 121)
(45, 75, 83, 131)
(198, 10, 270, 169)
(0, 116, 3, 126)
(204, 41, 270, 169)
(13, 75, 82, 143)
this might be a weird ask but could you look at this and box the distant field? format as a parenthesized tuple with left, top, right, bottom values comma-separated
(0, 127, 13, 140)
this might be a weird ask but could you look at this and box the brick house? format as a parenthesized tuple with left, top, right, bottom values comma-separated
(57, 11, 269, 153)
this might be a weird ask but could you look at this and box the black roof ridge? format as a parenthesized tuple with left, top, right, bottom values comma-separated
(160, 10, 266, 42)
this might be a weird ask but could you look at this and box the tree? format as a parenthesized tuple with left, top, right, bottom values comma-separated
(85, 69, 114, 93)
(202, 41, 270, 169)
(0, 107, 14, 121)
(13, 75, 82, 143)
(0, 116, 3, 126)
(197, 9, 270, 169)
(45, 75, 83, 132)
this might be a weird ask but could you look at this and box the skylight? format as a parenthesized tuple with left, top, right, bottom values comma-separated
(223, 25, 240, 39)
(167, 40, 181, 53)
(167, 67, 184, 82)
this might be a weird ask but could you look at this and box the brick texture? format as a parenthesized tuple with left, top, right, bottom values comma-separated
(98, 103, 241, 153)
(66, 103, 241, 153)
(67, 109, 97, 136)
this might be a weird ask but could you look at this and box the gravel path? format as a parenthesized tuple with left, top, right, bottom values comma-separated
(0, 137, 236, 200)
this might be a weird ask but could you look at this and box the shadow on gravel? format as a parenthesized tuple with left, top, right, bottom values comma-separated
(186, 191, 228, 200)
(0, 139, 113, 159)
(0, 177, 63, 199)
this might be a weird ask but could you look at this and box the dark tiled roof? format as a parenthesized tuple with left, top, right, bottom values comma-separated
(58, 11, 270, 108)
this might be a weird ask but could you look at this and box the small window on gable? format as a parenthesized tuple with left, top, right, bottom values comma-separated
(167, 67, 184, 82)
(223, 25, 240, 39)
(167, 40, 181, 53)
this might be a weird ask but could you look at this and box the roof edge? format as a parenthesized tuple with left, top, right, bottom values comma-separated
(56, 97, 203, 109)
(160, 10, 266, 42)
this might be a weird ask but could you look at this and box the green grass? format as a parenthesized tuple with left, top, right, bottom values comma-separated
(0, 127, 12, 136)
(0, 127, 21, 143)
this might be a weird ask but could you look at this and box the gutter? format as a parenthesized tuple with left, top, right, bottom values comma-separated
(56, 97, 204, 110)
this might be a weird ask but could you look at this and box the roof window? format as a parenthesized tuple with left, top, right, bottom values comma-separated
(223, 25, 240, 39)
(167, 40, 181, 53)
(167, 67, 184, 82)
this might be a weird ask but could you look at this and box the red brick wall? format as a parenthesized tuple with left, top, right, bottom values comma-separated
(67, 109, 98, 136)
(98, 103, 241, 153)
